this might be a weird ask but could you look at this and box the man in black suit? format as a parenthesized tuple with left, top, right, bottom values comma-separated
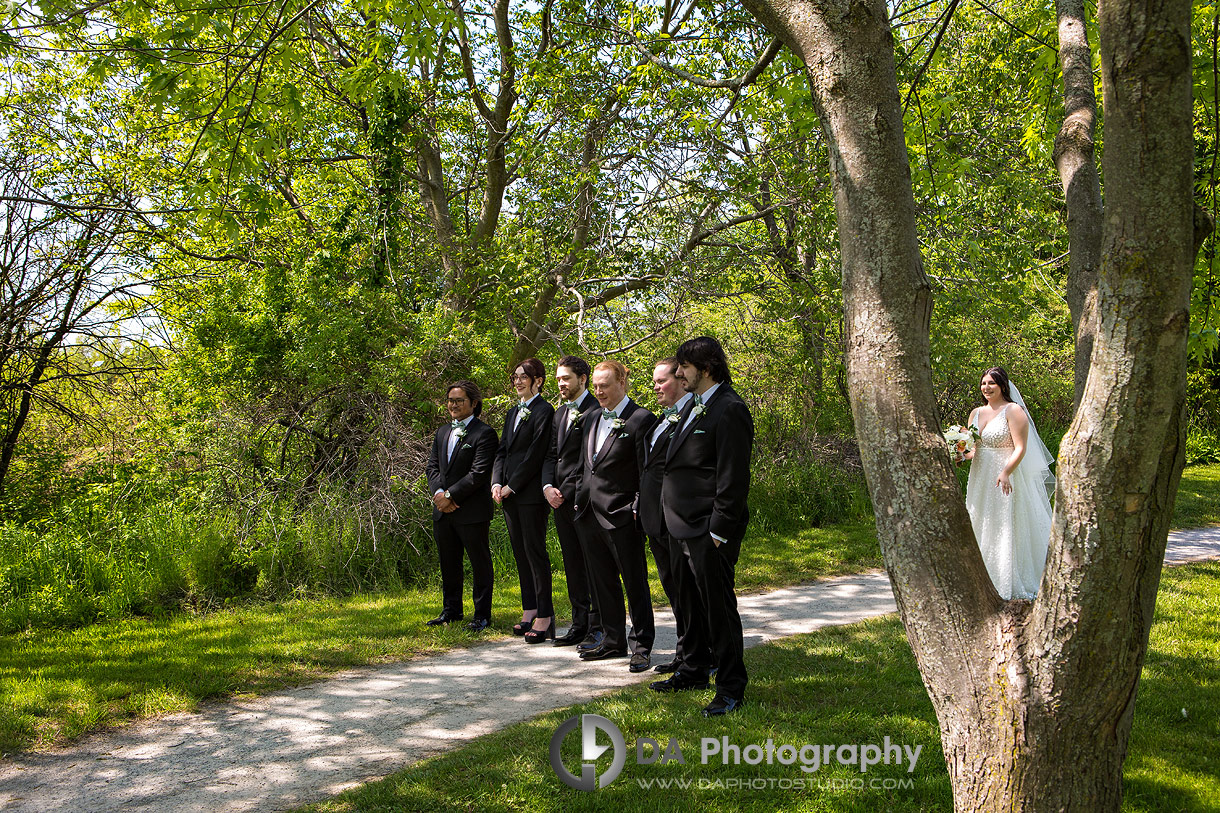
(575, 360, 656, 672)
(638, 357, 711, 678)
(541, 356, 603, 648)
(425, 381, 499, 630)
(654, 337, 754, 716)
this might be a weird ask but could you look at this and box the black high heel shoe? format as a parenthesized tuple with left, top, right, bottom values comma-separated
(524, 618, 554, 644)
(512, 617, 536, 636)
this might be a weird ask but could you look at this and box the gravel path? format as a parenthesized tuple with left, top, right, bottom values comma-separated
(2, 527, 1217, 813)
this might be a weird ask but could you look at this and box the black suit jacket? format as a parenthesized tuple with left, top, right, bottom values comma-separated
(492, 397, 555, 504)
(425, 417, 498, 524)
(541, 391, 601, 504)
(577, 400, 656, 530)
(661, 385, 754, 542)
(638, 410, 682, 539)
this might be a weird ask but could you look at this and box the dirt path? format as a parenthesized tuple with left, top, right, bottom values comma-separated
(2, 527, 1216, 813)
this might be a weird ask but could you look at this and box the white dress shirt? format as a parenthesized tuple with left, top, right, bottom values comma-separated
(591, 395, 631, 462)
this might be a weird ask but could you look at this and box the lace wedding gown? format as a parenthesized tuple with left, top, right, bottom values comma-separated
(966, 404, 1052, 599)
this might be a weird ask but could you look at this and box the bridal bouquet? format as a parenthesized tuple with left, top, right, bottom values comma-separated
(943, 425, 979, 461)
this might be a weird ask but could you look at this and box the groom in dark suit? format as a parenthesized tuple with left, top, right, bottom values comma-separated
(424, 381, 499, 629)
(655, 337, 754, 716)
(575, 359, 656, 671)
(541, 356, 604, 648)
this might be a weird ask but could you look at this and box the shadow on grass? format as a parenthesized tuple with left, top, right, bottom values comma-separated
(301, 565, 1220, 813)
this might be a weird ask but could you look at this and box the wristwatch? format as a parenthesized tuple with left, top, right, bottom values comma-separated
(443, 490, 452, 499)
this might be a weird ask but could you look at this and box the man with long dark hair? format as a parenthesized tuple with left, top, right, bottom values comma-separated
(654, 337, 754, 716)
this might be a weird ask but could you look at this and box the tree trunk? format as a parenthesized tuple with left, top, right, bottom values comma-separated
(1054, 0, 1104, 409)
(741, 0, 1194, 808)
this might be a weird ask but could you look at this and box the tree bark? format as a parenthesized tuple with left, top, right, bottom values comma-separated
(741, 0, 1194, 808)
(1054, 0, 1104, 409)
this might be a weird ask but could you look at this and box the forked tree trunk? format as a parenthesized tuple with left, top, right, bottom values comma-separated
(740, 0, 1194, 809)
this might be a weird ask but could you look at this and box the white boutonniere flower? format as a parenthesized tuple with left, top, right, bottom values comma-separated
(451, 421, 467, 439)
(691, 403, 707, 420)
(569, 406, 586, 425)
(612, 417, 625, 430)
(666, 412, 681, 425)
(518, 406, 531, 422)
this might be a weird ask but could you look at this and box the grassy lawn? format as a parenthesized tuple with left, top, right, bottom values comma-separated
(0, 518, 879, 754)
(0, 464, 1213, 757)
(296, 562, 1220, 813)
(1172, 464, 1220, 529)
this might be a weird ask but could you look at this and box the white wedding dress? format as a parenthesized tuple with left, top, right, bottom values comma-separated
(966, 404, 1052, 599)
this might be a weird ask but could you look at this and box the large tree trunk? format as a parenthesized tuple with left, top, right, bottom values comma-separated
(741, 0, 1194, 809)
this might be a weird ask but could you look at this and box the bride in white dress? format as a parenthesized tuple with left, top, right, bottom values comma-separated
(963, 367, 1055, 599)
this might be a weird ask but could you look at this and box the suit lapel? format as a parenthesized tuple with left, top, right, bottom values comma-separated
(440, 425, 454, 475)
(666, 397, 698, 463)
(503, 406, 519, 449)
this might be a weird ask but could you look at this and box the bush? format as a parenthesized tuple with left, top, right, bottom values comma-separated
(749, 434, 871, 533)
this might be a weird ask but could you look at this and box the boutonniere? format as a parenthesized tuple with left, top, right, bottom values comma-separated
(665, 412, 681, 425)
(518, 405, 531, 422)
(568, 406, 586, 425)
(612, 417, 625, 430)
(691, 403, 707, 420)
(451, 421, 467, 439)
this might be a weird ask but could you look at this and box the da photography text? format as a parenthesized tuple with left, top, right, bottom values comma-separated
(550, 714, 923, 792)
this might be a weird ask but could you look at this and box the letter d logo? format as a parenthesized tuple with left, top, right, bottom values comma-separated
(549, 714, 626, 790)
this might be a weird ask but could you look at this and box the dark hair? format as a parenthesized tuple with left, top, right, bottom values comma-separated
(515, 357, 546, 391)
(981, 366, 1012, 403)
(447, 380, 483, 416)
(675, 336, 731, 385)
(557, 355, 590, 381)
(654, 357, 679, 376)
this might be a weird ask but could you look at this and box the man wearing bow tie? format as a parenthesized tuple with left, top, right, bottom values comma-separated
(541, 356, 604, 649)
(575, 360, 656, 672)
(424, 381, 499, 628)
(655, 337, 754, 716)
(638, 357, 710, 679)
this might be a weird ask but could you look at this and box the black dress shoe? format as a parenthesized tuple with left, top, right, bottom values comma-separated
(579, 644, 627, 661)
(652, 658, 681, 674)
(465, 617, 491, 631)
(426, 612, 463, 626)
(649, 674, 710, 693)
(702, 694, 745, 716)
(628, 653, 651, 673)
(552, 627, 588, 646)
(575, 630, 606, 653)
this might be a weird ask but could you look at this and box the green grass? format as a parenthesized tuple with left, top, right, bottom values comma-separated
(1172, 464, 1220, 529)
(0, 518, 879, 755)
(296, 562, 1220, 813)
(0, 462, 1212, 759)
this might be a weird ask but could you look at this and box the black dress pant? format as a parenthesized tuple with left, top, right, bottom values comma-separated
(434, 515, 494, 619)
(649, 531, 711, 676)
(586, 521, 654, 656)
(502, 498, 553, 618)
(678, 532, 747, 698)
(554, 502, 600, 634)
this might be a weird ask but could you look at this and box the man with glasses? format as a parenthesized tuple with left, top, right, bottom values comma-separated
(425, 381, 499, 628)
